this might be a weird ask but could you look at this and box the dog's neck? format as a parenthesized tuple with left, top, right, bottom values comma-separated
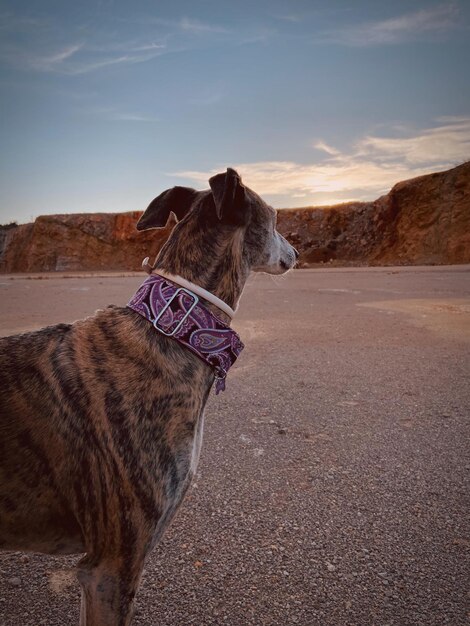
(150, 270, 236, 319)
(152, 228, 249, 324)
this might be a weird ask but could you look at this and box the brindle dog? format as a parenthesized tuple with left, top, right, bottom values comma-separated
(0, 168, 297, 625)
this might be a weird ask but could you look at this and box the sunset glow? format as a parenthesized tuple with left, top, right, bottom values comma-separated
(0, 1, 468, 222)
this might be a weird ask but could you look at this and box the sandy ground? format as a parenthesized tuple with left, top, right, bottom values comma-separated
(0, 266, 469, 626)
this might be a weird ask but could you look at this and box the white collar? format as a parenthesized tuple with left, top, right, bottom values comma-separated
(141, 258, 236, 319)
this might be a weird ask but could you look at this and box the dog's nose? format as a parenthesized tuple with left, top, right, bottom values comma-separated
(293, 247, 299, 260)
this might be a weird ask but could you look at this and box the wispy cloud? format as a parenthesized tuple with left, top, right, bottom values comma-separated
(0, 11, 49, 32)
(105, 112, 158, 122)
(118, 12, 277, 50)
(3, 41, 166, 75)
(273, 14, 302, 23)
(27, 44, 83, 72)
(179, 17, 228, 34)
(173, 117, 470, 206)
(0, 8, 272, 76)
(84, 106, 159, 122)
(128, 42, 166, 52)
(321, 3, 459, 46)
(0, 8, 169, 75)
(314, 141, 341, 156)
(356, 117, 470, 164)
(66, 50, 165, 75)
(146, 14, 273, 45)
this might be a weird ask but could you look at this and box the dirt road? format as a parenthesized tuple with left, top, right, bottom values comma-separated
(0, 266, 469, 625)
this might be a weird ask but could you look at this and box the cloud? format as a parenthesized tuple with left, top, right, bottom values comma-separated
(356, 117, 470, 164)
(314, 141, 341, 156)
(173, 117, 470, 206)
(84, 106, 159, 122)
(175, 160, 425, 197)
(5, 42, 166, 75)
(273, 14, 302, 23)
(27, 44, 83, 71)
(64, 51, 164, 75)
(0, 9, 169, 75)
(104, 112, 159, 122)
(0, 11, 49, 32)
(147, 15, 271, 45)
(128, 42, 166, 52)
(321, 3, 459, 46)
(179, 17, 228, 34)
(0, 8, 271, 76)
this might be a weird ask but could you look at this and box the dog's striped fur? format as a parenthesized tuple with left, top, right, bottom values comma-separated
(0, 169, 297, 625)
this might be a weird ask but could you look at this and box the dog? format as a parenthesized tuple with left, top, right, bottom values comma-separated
(0, 168, 297, 625)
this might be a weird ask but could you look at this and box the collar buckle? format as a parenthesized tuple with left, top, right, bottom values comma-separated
(153, 288, 199, 337)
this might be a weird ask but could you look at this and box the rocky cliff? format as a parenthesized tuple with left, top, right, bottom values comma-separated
(278, 161, 469, 266)
(0, 212, 173, 273)
(1, 162, 469, 273)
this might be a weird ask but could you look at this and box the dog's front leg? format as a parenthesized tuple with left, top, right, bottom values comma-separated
(77, 556, 145, 626)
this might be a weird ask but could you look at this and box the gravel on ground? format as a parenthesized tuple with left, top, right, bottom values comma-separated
(0, 266, 469, 626)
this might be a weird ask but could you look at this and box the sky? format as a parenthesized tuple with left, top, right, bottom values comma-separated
(1, 0, 469, 224)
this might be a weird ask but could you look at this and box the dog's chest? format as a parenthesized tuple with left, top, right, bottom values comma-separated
(189, 410, 205, 476)
(150, 410, 205, 546)
(172, 409, 205, 497)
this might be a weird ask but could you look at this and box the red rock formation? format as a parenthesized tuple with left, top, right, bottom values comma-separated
(1, 162, 469, 273)
(0, 212, 172, 273)
(278, 161, 470, 266)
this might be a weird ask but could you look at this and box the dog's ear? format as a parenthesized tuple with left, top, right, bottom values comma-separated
(209, 168, 248, 225)
(136, 186, 198, 230)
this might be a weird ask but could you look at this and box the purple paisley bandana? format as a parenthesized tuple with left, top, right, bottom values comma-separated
(127, 274, 244, 394)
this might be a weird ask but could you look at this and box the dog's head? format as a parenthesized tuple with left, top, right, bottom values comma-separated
(137, 168, 298, 277)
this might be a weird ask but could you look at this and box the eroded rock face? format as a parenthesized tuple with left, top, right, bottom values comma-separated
(277, 162, 470, 267)
(0, 212, 173, 273)
(1, 163, 469, 273)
